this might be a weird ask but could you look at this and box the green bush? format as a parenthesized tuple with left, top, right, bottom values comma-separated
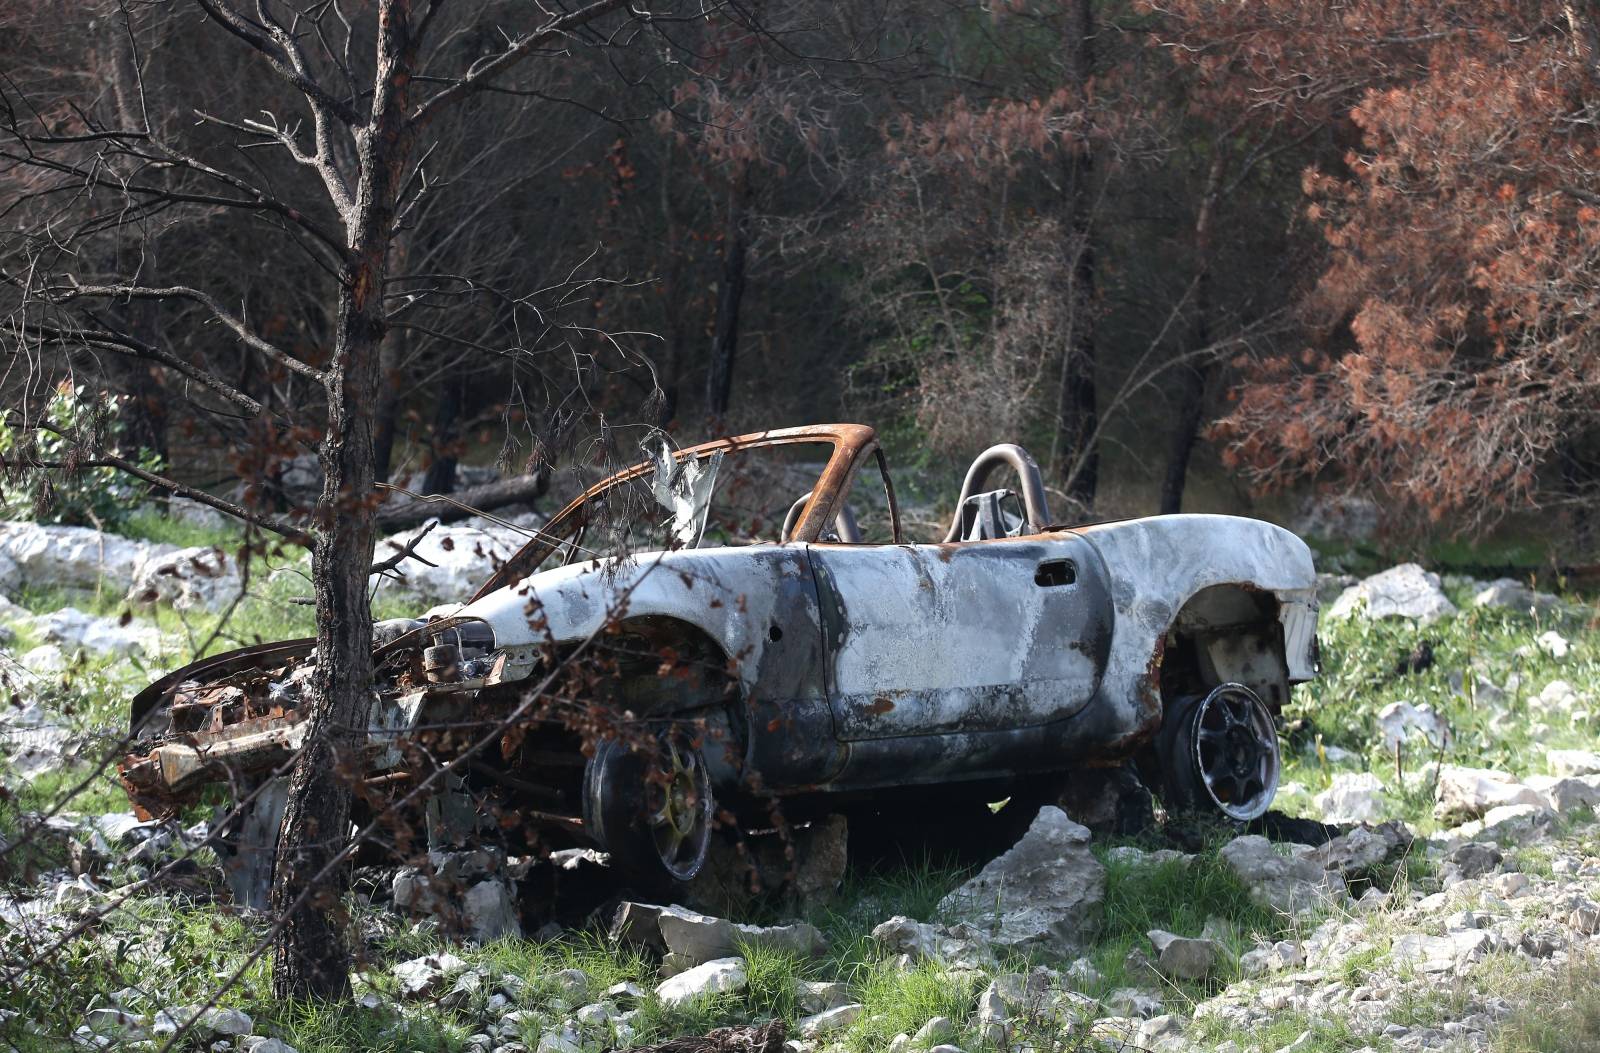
(0, 382, 162, 530)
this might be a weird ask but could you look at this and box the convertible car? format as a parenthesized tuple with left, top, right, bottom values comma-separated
(120, 424, 1318, 894)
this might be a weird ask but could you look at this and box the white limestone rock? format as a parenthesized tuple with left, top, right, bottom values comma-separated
(654, 957, 747, 1007)
(1315, 772, 1390, 824)
(1433, 767, 1546, 824)
(1326, 564, 1456, 624)
(937, 806, 1105, 956)
(0, 521, 175, 593)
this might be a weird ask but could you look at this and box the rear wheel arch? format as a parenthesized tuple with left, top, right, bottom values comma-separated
(1142, 584, 1290, 820)
(1158, 583, 1291, 712)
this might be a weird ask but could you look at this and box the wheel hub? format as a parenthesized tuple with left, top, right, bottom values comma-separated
(645, 735, 712, 880)
(1189, 683, 1280, 821)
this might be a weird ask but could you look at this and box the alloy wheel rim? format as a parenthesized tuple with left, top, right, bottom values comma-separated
(1189, 683, 1280, 821)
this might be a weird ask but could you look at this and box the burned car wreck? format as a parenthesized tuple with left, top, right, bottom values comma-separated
(120, 424, 1318, 901)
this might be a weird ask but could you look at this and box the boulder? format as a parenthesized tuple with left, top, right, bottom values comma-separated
(797, 1003, 862, 1038)
(1137, 1015, 1186, 1049)
(1389, 930, 1493, 974)
(1238, 940, 1303, 977)
(1103, 846, 1194, 869)
(1315, 772, 1390, 824)
(912, 1017, 956, 1047)
(1474, 803, 1558, 845)
(1377, 701, 1451, 751)
(654, 957, 747, 1007)
(394, 952, 468, 998)
(0, 552, 19, 594)
(795, 981, 852, 1015)
(1531, 680, 1583, 719)
(1101, 989, 1163, 1019)
(0, 521, 175, 593)
(197, 1008, 253, 1037)
(1536, 631, 1572, 659)
(1548, 749, 1600, 777)
(126, 545, 242, 612)
(1534, 774, 1600, 814)
(0, 703, 72, 783)
(242, 1039, 298, 1053)
(85, 1007, 148, 1039)
(1441, 842, 1503, 882)
(937, 806, 1105, 956)
(17, 644, 69, 677)
(1146, 930, 1219, 981)
(868, 916, 994, 969)
(1472, 579, 1564, 614)
(974, 983, 1008, 1044)
(608, 901, 669, 951)
(462, 878, 521, 943)
(1325, 563, 1457, 624)
(1219, 836, 1345, 914)
(31, 607, 167, 659)
(652, 904, 826, 966)
(1307, 823, 1409, 875)
(371, 521, 528, 604)
(1433, 767, 1545, 824)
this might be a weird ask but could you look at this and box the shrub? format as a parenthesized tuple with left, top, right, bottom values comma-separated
(0, 382, 162, 530)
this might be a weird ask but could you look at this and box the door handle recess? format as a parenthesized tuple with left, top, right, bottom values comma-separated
(1035, 559, 1076, 587)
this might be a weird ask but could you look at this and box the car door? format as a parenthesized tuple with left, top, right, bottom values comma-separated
(808, 534, 1112, 743)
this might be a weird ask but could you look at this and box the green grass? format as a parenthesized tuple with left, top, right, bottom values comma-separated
(117, 507, 243, 550)
(5, 519, 1600, 1051)
(845, 958, 985, 1050)
(1083, 839, 1290, 1001)
(1189, 1009, 1384, 1053)
(1493, 955, 1600, 1052)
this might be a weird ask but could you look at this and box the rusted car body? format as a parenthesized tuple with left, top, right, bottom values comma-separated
(122, 424, 1317, 889)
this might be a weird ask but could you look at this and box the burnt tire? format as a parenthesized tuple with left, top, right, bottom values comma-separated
(1153, 683, 1280, 822)
(583, 726, 714, 884)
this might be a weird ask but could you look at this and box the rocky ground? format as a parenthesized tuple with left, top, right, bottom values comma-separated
(1, 513, 1598, 1053)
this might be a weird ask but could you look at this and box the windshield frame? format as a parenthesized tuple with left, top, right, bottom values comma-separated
(468, 423, 882, 601)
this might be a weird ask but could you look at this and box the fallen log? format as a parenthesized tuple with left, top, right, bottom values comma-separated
(375, 472, 547, 530)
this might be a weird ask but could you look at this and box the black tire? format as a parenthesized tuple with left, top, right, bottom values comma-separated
(1153, 683, 1280, 822)
(583, 726, 714, 884)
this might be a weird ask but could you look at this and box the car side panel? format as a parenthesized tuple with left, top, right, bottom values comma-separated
(809, 536, 1113, 741)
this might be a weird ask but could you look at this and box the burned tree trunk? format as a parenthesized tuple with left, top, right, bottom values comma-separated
(1159, 154, 1225, 516)
(269, 0, 418, 1002)
(1052, 0, 1098, 513)
(705, 172, 752, 421)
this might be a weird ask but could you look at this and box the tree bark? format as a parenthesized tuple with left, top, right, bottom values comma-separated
(1159, 153, 1225, 516)
(270, 0, 418, 1002)
(1052, 0, 1098, 512)
(101, 20, 169, 469)
(705, 170, 752, 421)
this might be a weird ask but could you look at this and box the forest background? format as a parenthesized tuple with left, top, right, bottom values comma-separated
(9, 0, 1600, 564)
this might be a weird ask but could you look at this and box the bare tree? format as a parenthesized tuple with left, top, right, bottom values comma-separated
(0, 0, 683, 998)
